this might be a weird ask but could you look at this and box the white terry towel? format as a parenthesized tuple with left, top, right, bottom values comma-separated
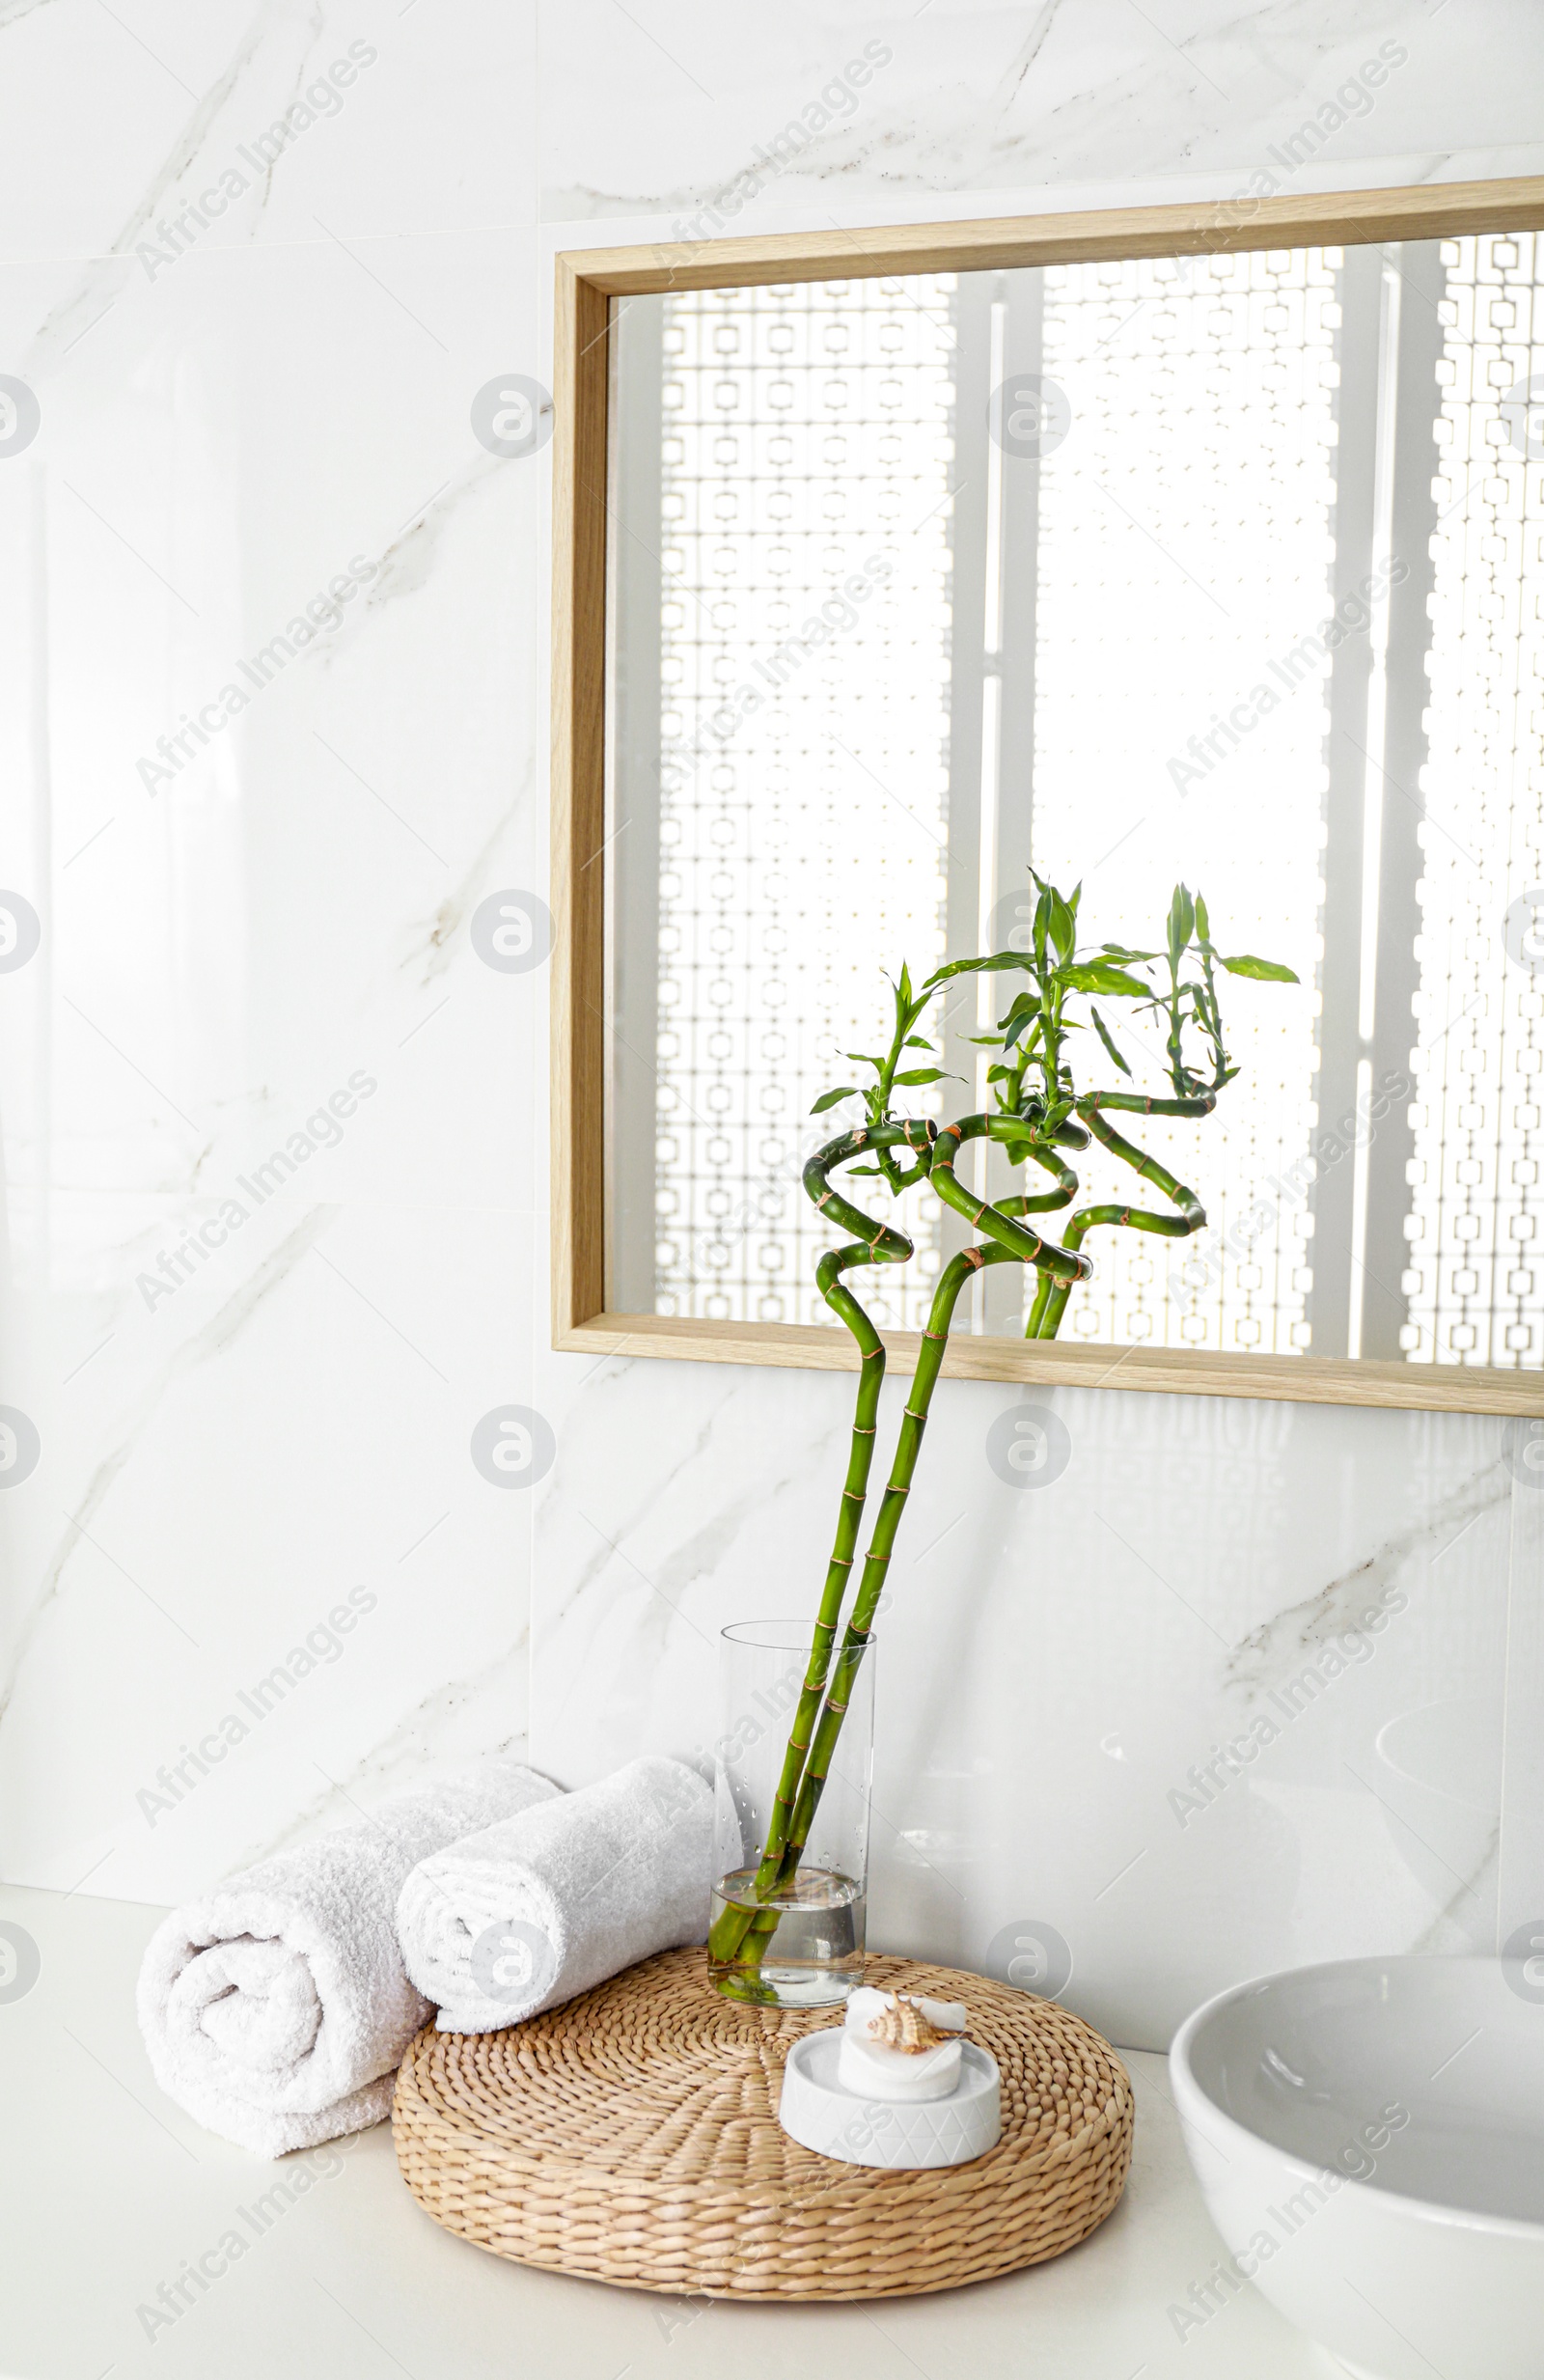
(137, 1761, 559, 2156)
(397, 1754, 713, 2032)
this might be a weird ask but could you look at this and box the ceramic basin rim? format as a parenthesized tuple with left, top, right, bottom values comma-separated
(1170, 1954, 1544, 2246)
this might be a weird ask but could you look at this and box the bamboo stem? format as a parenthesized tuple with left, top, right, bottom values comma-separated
(927, 1116, 1091, 1283)
(707, 1119, 932, 1969)
(1012, 1148, 1080, 1337)
(1034, 1095, 1210, 1337)
(759, 1120, 1090, 1908)
(766, 1237, 1021, 1898)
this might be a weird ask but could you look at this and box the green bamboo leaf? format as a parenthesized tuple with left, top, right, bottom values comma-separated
(893, 1066, 947, 1086)
(1056, 960, 1150, 999)
(902, 1035, 933, 1049)
(842, 1051, 886, 1067)
(897, 960, 913, 1007)
(1100, 943, 1159, 960)
(1168, 883, 1195, 964)
(1194, 891, 1211, 945)
(810, 1087, 860, 1114)
(921, 952, 1034, 988)
(1220, 955, 1299, 982)
(1089, 1005, 1133, 1076)
(846, 1163, 883, 1176)
(1049, 891, 1076, 963)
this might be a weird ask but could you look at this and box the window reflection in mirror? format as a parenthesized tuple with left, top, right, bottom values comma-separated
(606, 235, 1544, 1368)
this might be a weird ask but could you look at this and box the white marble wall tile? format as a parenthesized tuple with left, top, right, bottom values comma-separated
(538, 0, 1544, 224)
(0, 211, 550, 1897)
(1500, 1468, 1544, 1955)
(0, 1199, 536, 1898)
(0, 0, 536, 266)
(5, 233, 547, 1221)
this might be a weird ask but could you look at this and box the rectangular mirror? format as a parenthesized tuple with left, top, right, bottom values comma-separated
(555, 185, 1544, 1411)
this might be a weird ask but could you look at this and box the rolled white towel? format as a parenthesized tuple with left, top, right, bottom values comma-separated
(137, 1760, 559, 2156)
(397, 1754, 713, 2032)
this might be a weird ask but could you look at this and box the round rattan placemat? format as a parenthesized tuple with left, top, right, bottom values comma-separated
(392, 1949, 1134, 2299)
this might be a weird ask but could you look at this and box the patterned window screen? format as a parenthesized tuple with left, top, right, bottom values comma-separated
(1406, 233, 1544, 1364)
(648, 278, 954, 1331)
(611, 240, 1544, 1366)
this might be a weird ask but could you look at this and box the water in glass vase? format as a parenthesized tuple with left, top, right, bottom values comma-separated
(708, 1866, 866, 2007)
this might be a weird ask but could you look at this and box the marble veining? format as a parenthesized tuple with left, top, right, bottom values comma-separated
(338, 456, 508, 645)
(21, 3, 299, 364)
(538, 0, 1536, 222)
(0, 1206, 336, 1733)
(1224, 1453, 1510, 1696)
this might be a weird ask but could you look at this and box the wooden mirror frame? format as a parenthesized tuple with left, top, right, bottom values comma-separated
(552, 177, 1544, 1417)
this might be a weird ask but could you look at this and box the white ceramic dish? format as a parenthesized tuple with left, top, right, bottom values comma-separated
(777, 2030, 1001, 2169)
(1171, 1955, 1544, 2380)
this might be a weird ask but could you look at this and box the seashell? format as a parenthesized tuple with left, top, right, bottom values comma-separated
(863, 1994, 952, 2054)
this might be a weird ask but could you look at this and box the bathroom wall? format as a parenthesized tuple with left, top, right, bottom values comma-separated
(0, 2, 546, 1899)
(2, 0, 1542, 2049)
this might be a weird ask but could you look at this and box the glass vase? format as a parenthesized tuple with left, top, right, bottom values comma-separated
(709, 1619, 874, 2008)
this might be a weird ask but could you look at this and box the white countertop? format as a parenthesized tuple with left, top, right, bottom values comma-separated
(0, 1882, 1337, 2380)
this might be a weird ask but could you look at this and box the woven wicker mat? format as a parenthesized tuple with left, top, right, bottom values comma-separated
(392, 1948, 1134, 2300)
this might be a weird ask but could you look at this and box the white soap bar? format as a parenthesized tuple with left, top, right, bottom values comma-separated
(838, 2030, 963, 2103)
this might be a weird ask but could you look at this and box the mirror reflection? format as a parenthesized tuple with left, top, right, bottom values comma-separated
(606, 234, 1544, 1367)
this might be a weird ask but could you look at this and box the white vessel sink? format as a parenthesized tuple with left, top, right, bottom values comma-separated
(1171, 1954, 1544, 2380)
